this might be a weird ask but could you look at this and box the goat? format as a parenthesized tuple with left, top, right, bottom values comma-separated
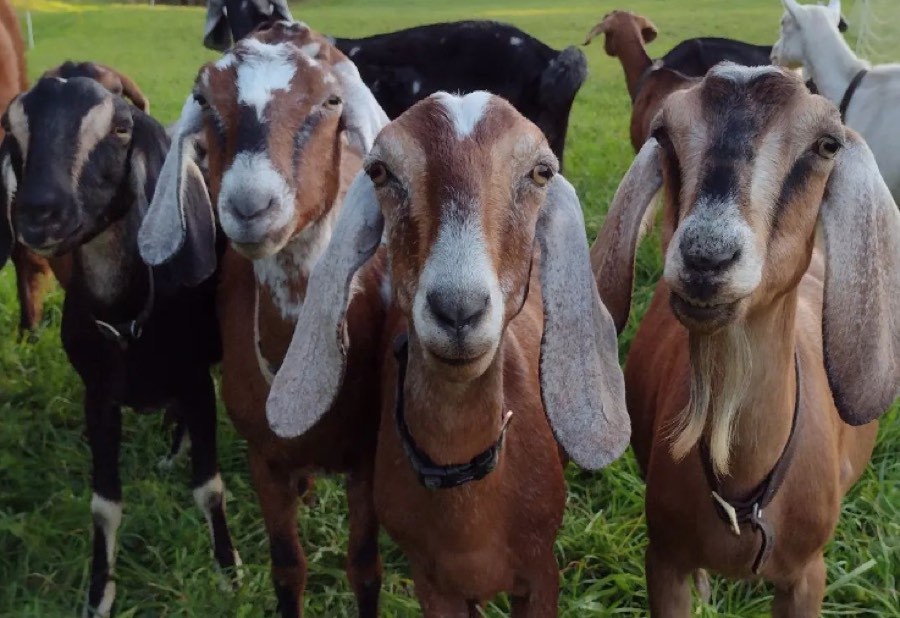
(0, 70, 239, 617)
(203, 0, 587, 168)
(266, 91, 631, 616)
(772, 0, 900, 200)
(138, 22, 390, 617)
(591, 64, 900, 615)
(42, 61, 151, 113)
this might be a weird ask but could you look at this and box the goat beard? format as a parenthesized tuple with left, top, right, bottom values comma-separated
(667, 324, 752, 476)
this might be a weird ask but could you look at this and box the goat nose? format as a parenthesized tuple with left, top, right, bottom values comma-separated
(232, 196, 278, 221)
(427, 289, 490, 333)
(682, 244, 741, 274)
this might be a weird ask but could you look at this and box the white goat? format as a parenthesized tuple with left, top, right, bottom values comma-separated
(772, 0, 900, 200)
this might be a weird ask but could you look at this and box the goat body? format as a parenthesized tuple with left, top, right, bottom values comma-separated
(138, 22, 392, 616)
(0, 73, 238, 616)
(592, 65, 900, 615)
(265, 91, 629, 615)
(206, 0, 586, 166)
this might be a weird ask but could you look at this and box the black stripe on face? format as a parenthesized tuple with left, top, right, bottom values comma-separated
(291, 111, 322, 174)
(235, 104, 267, 153)
(771, 154, 813, 236)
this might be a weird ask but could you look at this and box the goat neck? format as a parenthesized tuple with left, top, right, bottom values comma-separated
(795, 24, 866, 105)
(617, 33, 654, 101)
(400, 331, 508, 466)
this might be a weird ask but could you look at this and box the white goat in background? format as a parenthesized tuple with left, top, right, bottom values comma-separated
(772, 0, 900, 201)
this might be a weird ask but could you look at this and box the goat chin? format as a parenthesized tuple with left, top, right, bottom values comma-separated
(667, 324, 752, 476)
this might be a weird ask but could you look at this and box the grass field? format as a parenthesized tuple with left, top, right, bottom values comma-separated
(0, 0, 898, 616)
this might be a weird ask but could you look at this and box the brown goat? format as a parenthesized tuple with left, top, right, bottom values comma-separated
(267, 92, 630, 616)
(0, 0, 56, 333)
(138, 21, 390, 617)
(42, 61, 150, 112)
(592, 64, 900, 615)
(584, 10, 696, 151)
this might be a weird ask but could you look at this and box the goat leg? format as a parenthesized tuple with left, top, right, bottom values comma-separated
(646, 542, 693, 617)
(250, 452, 307, 618)
(345, 463, 382, 618)
(771, 555, 826, 618)
(410, 564, 472, 618)
(510, 551, 560, 618)
(182, 372, 241, 582)
(83, 394, 122, 618)
(12, 244, 52, 335)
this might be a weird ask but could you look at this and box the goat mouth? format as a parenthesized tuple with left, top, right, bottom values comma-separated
(670, 292, 740, 330)
(424, 345, 491, 368)
(20, 223, 83, 256)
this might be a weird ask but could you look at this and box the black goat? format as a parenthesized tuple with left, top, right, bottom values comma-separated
(203, 0, 587, 166)
(657, 37, 773, 77)
(0, 73, 238, 616)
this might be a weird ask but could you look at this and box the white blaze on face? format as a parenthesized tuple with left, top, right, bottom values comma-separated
(235, 39, 298, 121)
(432, 90, 492, 139)
(413, 209, 504, 359)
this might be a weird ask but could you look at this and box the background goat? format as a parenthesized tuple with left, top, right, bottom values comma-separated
(592, 64, 900, 615)
(138, 21, 389, 617)
(772, 0, 900, 200)
(266, 91, 630, 616)
(0, 70, 239, 616)
(203, 0, 586, 167)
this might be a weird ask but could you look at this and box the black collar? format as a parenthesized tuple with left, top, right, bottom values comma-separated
(94, 268, 155, 350)
(393, 335, 512, 490)
(699, 351, 802, 575)
(839, 69, 868, 121)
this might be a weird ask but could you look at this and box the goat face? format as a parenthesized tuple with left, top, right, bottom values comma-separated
(771, 0, 846, 68)
(367, 92, 557, 381)
(651, 64, 843, 333)
(1, 77, 137, 256)
(583, 10, 657, 54)
(194, 24, 345, 259)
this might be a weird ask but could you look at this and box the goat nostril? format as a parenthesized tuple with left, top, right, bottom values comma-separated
(426, 290, 490, 333)
(683, 247, 741, 273)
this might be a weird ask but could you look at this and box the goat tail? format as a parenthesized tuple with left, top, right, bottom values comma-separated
(539, 46, 588, 110)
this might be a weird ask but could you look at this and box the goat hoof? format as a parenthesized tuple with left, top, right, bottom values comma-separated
(693, 569, 711, 603)
(82, 579, 116, 618)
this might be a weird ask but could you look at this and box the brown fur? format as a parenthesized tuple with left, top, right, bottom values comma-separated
(368, 98, 569, 615)
(584, 10, 696, 151)
(198, 23, 387, 615)
(594, 68, 885, 615)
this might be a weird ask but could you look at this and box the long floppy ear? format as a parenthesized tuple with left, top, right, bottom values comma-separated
(267, 171, 384, 438)
(0, 137, 15, 269)
(97, 64, 150, 113)
(333, 59, 389, 153)
(583, 22, 606, 46)
(537, 175, 630, 470)
(820, 132, 900, 425)
(137, 96, 217, 285)
(590, 138, 662, 334)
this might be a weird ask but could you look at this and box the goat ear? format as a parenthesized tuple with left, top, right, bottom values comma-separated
(537, 175, 630, 470)
(827, 0, 841, 16)
(138, 96, 217, 286)
(637, 16, 658, 44)
(334, 59, 389, 153)
(820, 132, 900, 425)
(583, 22, 606, 46)
(266, 170, 383, 438)
(590, 138, 662, 334)
(782, 0, 801, 19)
(98, 64, 150, 113)
(0, 137, 15, 269)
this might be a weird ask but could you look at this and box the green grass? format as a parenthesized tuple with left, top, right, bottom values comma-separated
(1, 0, 898, 616)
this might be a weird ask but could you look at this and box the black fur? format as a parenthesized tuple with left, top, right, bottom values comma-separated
(0, 72, 235, 614)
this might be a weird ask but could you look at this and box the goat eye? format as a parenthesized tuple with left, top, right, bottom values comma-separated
(193, 93, 209, 109)
(366, 162, 390, 187)
(815, 136, 841, 159)
(529, 164, 553, 187)
(325, 95, 343, 107)
(113, 125, 131, 140)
